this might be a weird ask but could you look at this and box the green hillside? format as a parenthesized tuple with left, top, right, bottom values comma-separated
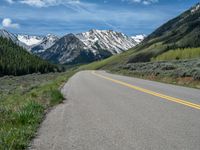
(0, 37, 61, 76)
(127, 3, 200, 63)
(80, 3, 200, 88)
(83, 3, 200, 69)
(152, 47, 200, 61)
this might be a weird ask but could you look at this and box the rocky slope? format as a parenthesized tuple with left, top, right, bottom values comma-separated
(31, 34, 59, 53)
(17, 34, 59, 53)
(40, 34, 99, 64)
(76, 29, 141, 54)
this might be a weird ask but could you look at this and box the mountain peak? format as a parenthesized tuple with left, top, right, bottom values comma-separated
(17, 34, 44, 46)
(131, 34, 146, 43)
(76, 29, 140, 54)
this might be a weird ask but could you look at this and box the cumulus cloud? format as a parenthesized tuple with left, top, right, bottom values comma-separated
(123, 0, 159, 5)
(2, 18, 20, 29)
(4, 0, 14, 4)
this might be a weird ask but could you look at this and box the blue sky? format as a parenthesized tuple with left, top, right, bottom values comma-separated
(0, 0, 199, 36)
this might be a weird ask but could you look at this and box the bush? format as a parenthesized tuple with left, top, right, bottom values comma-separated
(190, 68, 200, 80)
(120, 59, 200, 80)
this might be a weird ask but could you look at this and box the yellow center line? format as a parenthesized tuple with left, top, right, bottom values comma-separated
(92, 71, 200, 110)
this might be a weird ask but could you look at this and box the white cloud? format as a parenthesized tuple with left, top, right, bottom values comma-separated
(123, 0, 158, 5)
(2, 18, 20, 29)
(5, 0, 81, 8)
(5, 0, 14, 4)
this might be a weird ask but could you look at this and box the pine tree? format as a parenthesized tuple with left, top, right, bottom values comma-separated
(0, 37, 61, 76)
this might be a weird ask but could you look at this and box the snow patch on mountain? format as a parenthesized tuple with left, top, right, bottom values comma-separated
(31, 34, 59, 53)
(131, 34, 146, 43)
(17, 35, 43, 46)
(76, 29, 140, 55)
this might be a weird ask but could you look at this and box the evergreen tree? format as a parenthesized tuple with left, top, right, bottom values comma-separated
(0, 37, 61, 76)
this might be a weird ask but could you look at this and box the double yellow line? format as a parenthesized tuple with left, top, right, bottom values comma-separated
(92, 71, 200, 110)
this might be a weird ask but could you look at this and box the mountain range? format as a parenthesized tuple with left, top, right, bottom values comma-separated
(1, 29, 145, 65)
(16, 30, 145, 64)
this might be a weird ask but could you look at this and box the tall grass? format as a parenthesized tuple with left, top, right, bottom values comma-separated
(50, 89, 64, 106)
(152, 47, 200, 61)
(0, 101, 44, 150)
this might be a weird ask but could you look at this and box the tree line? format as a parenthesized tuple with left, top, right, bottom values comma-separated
(0, 37, 63, 76)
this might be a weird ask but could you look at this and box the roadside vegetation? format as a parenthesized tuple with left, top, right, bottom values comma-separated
(1, 50, 200, 150)
(0, 70, 76, 150)
(116, 59, 200, 89)
(81, 57, 200, 89)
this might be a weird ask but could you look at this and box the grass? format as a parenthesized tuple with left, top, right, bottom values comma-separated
(0, 70, 76, 150)
(152, 47, 200, 61)
(50, 89, 64, 106)
(1, 47, 200, 150)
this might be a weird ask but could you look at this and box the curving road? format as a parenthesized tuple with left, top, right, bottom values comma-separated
(30, 71, 200, 150)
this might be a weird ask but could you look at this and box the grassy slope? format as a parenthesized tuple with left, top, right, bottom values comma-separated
(0, 71, 76, 150)
(152, 47, 200, 61)
(117, 4, 200, 64)
(80, 4, 200, 88)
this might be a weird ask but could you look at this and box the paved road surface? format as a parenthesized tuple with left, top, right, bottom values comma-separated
(30, 71, 200, 150)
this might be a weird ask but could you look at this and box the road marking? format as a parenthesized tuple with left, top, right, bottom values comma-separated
(92, 71, 200, 110)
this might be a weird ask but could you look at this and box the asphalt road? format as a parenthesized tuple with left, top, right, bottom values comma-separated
(30, 71, 200, 150)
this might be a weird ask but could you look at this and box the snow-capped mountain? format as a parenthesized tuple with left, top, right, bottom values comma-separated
(40, 30, 145, 65)
(40, 34, 99, 64)
(76, 29, 140, 54)
(0, 29, 28, 49)
(31, 34, 59, 53)
(1, 29, 145, 65)
(131, 34, 146, 43)
(17, 34, 44, 46)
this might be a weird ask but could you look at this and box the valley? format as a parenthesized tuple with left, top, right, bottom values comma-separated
(0, 2, 200, 150)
